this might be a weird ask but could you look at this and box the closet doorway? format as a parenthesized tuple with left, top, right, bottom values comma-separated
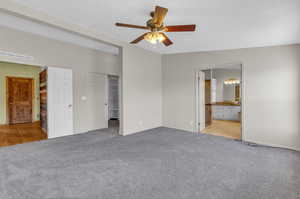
(108, 75, 120, 132)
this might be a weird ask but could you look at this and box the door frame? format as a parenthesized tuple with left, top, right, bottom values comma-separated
(196, 71, 206, 132)
(195, 63, 245, 141)
(6, 76, 35, 124)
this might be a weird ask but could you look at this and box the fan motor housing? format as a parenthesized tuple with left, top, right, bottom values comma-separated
(146, 19, 165, 31)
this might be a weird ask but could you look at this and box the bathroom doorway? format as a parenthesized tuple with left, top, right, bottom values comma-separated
(197, 64, 243, 140)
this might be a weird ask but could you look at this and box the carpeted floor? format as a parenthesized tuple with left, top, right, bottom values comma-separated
(0, 127, 299, 199)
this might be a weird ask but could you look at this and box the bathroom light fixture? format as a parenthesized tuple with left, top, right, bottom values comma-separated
(224, 78, 240, 85)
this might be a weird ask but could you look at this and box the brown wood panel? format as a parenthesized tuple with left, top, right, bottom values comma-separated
(205, 80, 212, 126)
(205, 105, 212, 127)
(235, 85, 240, 102)
(205, 80, 211, 104)
(7, 77, 34, 124)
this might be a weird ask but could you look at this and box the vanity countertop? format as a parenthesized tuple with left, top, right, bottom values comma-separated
(207, 102, 240, 106)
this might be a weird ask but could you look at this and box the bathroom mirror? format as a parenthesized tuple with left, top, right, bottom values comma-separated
(211, 68, 241, 104)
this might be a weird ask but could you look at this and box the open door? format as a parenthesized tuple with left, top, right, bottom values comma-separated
(47, 67, 73, 138)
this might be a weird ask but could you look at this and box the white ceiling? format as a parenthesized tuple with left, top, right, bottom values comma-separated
(11, 0, 300, 54)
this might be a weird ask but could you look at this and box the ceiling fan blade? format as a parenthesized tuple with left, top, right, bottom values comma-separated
(165, 25, 196, 32)
(130, 33, 148, 44)
(161, 33, 173, 46)
(152, 6, 168, 26)
(115, 23, 148, 30)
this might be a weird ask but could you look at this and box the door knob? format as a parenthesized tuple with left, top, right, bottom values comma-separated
(68, 104, 72, 108)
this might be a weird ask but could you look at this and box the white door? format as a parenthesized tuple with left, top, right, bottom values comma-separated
(86, 73, 108, 131)
(47, 67, 73, 138)
(198, 71, 206, 131)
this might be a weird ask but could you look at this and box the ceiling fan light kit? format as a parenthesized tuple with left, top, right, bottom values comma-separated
(144, 32, 165, 44)
(115, 6, 196, 46)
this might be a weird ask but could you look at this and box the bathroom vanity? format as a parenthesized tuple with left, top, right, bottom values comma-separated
(212, 103, 241, 121)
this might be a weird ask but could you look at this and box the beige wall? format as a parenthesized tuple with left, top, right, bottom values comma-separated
(0, 25, 163, 135)
(122, 45, 162, 135)
(162, 44, 300, 151)
(0, 3, 163, 136)
(0, 62, 42, 124)
(0, 26, 122, 133)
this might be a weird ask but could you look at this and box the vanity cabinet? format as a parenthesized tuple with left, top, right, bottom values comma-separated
(212, 105, 241, 121)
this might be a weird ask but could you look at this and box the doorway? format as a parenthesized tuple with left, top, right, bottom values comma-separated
(197, 64, 243, 140)
(0, 61, 47, 147)
(108, 75, 120, 133)
(85, 73, 120, 135)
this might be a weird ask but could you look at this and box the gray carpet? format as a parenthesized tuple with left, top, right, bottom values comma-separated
(0, 127, 299, 199)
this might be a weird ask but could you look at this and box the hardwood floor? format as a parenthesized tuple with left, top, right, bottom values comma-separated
(0, 122, 47, 147)
(202, 120, 241, 140)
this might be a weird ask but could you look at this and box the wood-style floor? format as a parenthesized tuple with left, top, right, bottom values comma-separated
(202, 120, 241, 140)
(0, 122, 47, 147)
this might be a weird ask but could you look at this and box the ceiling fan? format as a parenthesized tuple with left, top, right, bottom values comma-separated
(115, 6, 196, 46)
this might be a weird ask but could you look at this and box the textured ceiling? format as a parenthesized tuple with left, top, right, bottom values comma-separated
(11, 0, 300, 54)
